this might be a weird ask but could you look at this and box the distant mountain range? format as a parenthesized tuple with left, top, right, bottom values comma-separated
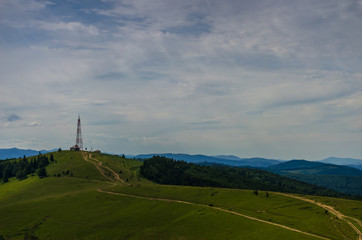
(132, 153, 362, 170)
(320, 157, 362, 170)
(267, 160, 362, 176)
(0, 148, 56, 160)
(132, 153, 362, 196)
(133, 153, 282, 168)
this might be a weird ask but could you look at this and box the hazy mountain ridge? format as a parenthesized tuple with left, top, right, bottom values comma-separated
(268, 160, 362, 176)
(134, 153, 282, 168)
(347, 164, 362, 170)
(0, 148, 56, 160)
(321, 157, 362, 165)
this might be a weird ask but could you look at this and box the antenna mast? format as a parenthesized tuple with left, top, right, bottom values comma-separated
(76, 115, 83, 150)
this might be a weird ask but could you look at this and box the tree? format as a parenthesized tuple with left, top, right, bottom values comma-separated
(37, 167, 47, 178)
(50, 154, 54, 163)
(2, 170, 8, 183)
(16, 169, 27, 180)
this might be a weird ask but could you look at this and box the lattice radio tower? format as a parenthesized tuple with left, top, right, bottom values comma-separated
(76, 115, 83, 150)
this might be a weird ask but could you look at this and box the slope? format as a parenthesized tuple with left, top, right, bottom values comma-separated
(140, 156, 345, 197)
(0, 151, 360, 240)
(267, 160, 362, 195)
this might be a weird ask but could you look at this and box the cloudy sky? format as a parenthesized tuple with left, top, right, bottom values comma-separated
(1, 0, 361, 160)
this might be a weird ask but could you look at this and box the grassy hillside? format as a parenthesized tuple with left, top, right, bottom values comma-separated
(140, 156, 344, 197)
(267, 160, 362, 196)
(283, 174, 362, 196)
(0, 151, 360, 240)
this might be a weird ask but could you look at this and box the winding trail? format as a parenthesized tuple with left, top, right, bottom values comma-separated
(81, 151, 359, 240)
(277, 193, 362, 240)
(82, 152, 126, 184)
(97, 188, 329, 240)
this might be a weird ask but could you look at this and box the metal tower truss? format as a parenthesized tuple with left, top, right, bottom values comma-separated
(76, 115, 83, 150)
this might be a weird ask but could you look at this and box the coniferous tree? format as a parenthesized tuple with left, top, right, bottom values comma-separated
(37, 167, 47, 178)
(2, 169, 9, 183)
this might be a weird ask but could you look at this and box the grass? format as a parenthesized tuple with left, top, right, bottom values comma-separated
(89, 152, 148, 184)
(0, 184, 320, 240)
(106, 184, 356, 240)
(306, 195, 362, 220)
(305, 195, 362, 233)
(0, 151, 360, 240)
(46, 151, 109, 181)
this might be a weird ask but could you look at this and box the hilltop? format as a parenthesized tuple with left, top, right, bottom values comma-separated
(0, 151, 361, 240)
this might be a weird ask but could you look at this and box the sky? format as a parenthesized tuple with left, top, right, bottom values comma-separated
(0, 0, 361, 160)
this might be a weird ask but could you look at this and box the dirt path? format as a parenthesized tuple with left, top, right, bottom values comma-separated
(277, 193, 362, 240)
(98, 189, 329, 240)
(81, 151, 335, 240)
(82, 152, 126, 184)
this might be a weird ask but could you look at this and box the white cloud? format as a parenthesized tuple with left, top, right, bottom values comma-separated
(0, 0, 361, 159)
(34, 21, 100, 35)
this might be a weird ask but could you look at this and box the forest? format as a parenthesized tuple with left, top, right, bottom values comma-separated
(140, 156, 348, 198)
(0, 153, 52, 183)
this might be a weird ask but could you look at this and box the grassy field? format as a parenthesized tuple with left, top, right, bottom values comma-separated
(106, 184, 356, 240)
(0, 151, 360, 240)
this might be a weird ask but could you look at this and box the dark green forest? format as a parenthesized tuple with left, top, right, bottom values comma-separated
(0, 153, 52, 183)
(140, 156, 347, 198)
(282, 174, 362, 196)
(267, 160, 362, 196)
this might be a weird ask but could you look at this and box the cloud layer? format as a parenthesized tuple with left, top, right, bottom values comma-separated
(0, 0, 361, 159)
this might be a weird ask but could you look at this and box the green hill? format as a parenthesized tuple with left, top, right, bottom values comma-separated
(140, 156, 345, 197)
(0, 151, 361, 240)
(267, 160, 362, 195)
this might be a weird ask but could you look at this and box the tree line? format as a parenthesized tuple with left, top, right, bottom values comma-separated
(140, 156, 346, 198)
(0, 153, 53, 183)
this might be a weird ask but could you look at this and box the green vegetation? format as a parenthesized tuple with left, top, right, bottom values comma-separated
(107, 184, 358, 240)
(282, 174, 362, 196)
(0, 183, 321, 240)
(0, 151, 360, 240)
(267, 160, 362, 196)
(89, 152, 146, 184)
(46, 151, 108, 181)
(305, 195, 362, 232)
(0, 154, 52, 183)
(140, 156, 344, 197)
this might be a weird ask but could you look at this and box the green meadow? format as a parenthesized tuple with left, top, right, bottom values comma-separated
(0, 151, 360, 240)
